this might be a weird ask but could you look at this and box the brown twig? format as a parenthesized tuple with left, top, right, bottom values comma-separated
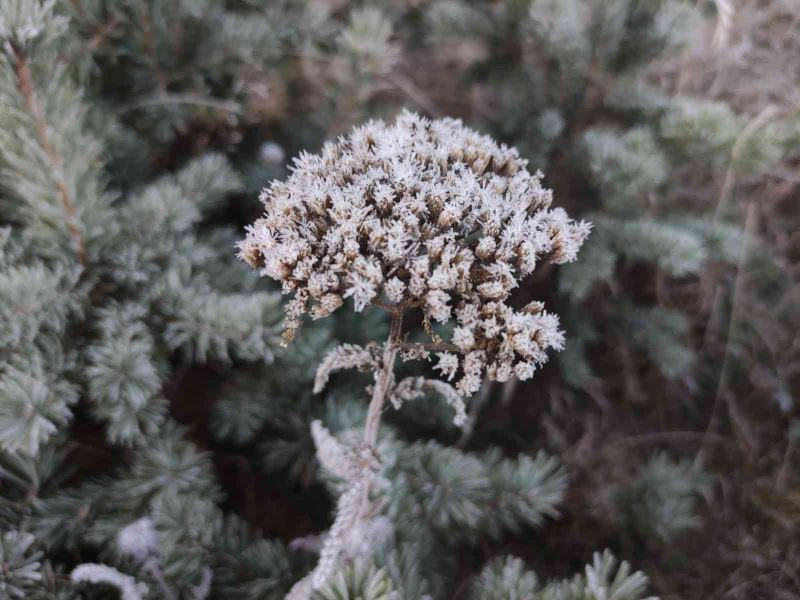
(697, 200, 760, 465)
(381, 73, 442, 118)
(61, 17, 120, 65)
(456, 380, 492, 449)
(115, 92, 242, 116)
(397, 340, 459, 354)
(607, 430, 730, 451)
(139, 3, 169, 92)
(714, 104, 777, 223)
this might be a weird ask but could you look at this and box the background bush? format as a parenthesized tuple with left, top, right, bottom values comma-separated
(0, 0, 797, 598)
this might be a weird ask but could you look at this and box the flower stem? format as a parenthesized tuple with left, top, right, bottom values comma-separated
(363, 308, 403, 447)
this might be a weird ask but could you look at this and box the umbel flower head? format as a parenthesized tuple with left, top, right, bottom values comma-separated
(238, 110, 590, 396)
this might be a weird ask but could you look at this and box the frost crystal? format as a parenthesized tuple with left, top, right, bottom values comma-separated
(434, 352, 459, 381)
(313, 343, 379, 394)
(311, 419, 352, 479)
(307, 421, 384, 591)
(71, 564, 148, 600)
(239, 110, 590, 395)
(116, 517, 158, 563)
(390, 377, 467, 426)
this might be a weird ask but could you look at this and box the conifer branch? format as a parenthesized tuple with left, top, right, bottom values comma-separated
(115, 93, 243, 116)
(61, 16, 120, 65)
(10, 43, 85, 265)
(139, 3, 169, 92)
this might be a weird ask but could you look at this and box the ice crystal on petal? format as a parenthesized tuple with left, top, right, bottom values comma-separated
(434, 352, 459, 381)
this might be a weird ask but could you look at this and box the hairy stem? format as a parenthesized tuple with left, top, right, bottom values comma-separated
(398, 340, 459, 354)
(363, 308, 404, 447)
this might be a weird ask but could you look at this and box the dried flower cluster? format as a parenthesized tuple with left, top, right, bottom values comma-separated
(238, 110, 590, 395)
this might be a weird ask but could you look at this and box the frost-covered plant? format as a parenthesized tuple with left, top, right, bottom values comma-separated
(312, 557, 398, 600)
(0, 531, 44, 599)
(70, 514, 213, 600)
(238, 110, 589, 594)
(471, 550, 653, 600)
(70, 563, 148, 600)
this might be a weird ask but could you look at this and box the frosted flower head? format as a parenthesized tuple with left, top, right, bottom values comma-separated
(239, 111, 590, 392)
